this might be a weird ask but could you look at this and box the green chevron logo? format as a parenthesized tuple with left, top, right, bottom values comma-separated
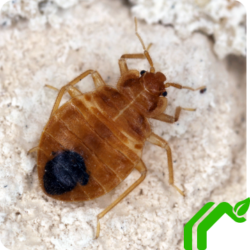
(184, 197, 250, 250)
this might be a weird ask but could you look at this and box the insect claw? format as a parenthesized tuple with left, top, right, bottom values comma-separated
(200, 87, 207, 94)
(27, 146, 39, 155)
(95, 220, 101, 239)
(173, 185, 185, 196)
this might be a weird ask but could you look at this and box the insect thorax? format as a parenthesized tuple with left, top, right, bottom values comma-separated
(118, 71, 168, 118)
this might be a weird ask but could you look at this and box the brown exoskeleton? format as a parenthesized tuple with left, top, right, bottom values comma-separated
(29, 18, 205, 238)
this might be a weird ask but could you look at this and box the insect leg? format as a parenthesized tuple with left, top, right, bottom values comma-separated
(27, 146, 40, 155)
(48, 70, 106, 116)
(146, 133, 184, 196)
(119, 17, 155, 75)
(119, 42, 153, 75)
(134, 17, 155, 73)
(49, 85, 68, 116)
(67, 70, 105, 88)
(119, 54, 145, 75)
(165, 82, 206, 91)
(95, 160, 147, 239)
(152, 106, 196, 123)
(45, 85, 59, 91)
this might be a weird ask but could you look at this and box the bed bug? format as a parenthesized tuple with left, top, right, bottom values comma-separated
(29, 18, 205, 238)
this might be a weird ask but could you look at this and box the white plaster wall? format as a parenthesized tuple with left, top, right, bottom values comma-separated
(0, 0, 246, 249)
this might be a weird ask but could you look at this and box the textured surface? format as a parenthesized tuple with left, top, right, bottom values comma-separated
(1, 0, 246, 59)
(130, 0, 246, 59)
(0, 0, 246, 249)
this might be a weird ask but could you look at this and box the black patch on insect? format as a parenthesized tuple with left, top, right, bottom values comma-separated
(140, 70, 146, 76)
(162, 91, 167, 97)
(43, 151, 89, 195)
(200, 88, 207, 94)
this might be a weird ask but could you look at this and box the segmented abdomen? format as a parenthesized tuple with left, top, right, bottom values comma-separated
(38, 86, 150, 201)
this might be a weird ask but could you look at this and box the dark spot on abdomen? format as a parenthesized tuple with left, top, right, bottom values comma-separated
(43, 151, 89, 195)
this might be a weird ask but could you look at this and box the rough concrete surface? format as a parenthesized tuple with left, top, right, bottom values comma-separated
(0, 0, 246, 250)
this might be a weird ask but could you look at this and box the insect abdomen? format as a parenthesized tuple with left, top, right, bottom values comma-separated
(91, 86, 151, 145)
(118, 73, 168, 118)
(38, 90, 145, 201)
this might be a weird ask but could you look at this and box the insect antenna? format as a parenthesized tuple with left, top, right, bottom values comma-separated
(134, 17, 155, 73)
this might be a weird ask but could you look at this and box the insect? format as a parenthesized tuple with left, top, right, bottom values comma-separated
(29, 18, 205, 238)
